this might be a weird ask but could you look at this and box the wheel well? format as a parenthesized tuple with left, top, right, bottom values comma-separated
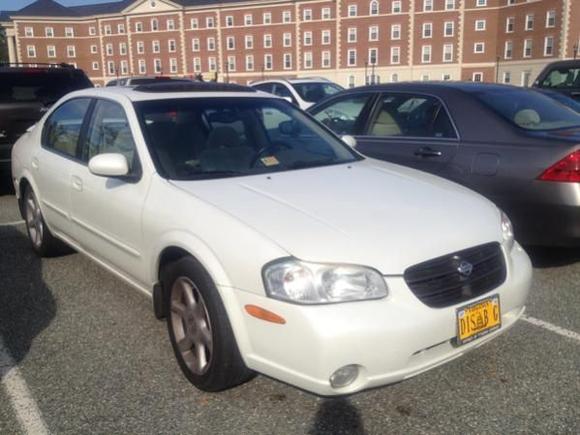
(154, 246, 194, 320)
(158, 246, 192, 282)
(18, 178, 31, 217)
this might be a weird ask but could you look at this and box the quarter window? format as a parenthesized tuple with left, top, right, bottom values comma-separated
(43, 98, 91, 158)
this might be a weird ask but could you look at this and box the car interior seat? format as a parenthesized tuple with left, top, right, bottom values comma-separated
(199, 126, 254, 172)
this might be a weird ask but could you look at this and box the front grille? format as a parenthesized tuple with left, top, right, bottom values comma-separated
(404, 242, 506, 308)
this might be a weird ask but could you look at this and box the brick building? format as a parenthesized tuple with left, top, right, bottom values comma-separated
(1, 0, 578, 87)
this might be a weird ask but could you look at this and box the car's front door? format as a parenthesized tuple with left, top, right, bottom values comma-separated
(311, 92, 377, 137)
(355, 92, 460, 175)
(69, 98, 149, 282)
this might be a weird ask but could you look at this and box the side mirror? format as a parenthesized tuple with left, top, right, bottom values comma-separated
(88, 153, 129, 177)
(341, 135, 357, 148)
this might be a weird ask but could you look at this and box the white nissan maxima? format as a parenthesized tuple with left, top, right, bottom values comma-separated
(11, 83, 532, 396)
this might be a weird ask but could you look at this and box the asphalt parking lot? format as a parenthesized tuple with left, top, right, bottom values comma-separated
(0, 190, 578, 435)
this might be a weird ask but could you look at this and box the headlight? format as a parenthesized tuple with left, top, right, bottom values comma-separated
(263, 259, 388, 304)
(500, 211, 514, 251)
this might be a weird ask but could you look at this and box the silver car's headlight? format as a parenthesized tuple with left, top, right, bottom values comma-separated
(263, 259, 388, 304)
(501, 211, 515, 251)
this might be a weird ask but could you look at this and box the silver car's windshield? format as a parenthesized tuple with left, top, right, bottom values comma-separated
(135, 97, 361, 180)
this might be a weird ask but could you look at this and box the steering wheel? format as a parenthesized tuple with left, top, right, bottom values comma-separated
(250, 142, 292, 168)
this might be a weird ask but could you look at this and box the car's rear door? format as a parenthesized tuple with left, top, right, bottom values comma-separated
(70, 98, 149, 282)
(354, 92, 460, 175)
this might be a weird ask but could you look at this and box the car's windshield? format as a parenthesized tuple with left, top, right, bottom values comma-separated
(0, 72, 92, 104)
(135, 97, 360, 180)
(540, 67, 580, 89)
(292, 82, 343, 103)
(471, 88, 580, 131)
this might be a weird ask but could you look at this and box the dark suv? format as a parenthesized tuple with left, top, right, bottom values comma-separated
(0, 63, 93, 183)
(533, 60, 580, 101)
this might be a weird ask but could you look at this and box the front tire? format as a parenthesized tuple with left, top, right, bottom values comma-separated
(164, 257, 254, 392)
(23, 186, 62, 257)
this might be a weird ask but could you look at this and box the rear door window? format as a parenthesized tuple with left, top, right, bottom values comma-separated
(42, 98, 91, 158)
(541, 68, 580, 89)
(368, 94, 457, 139)
(311, 93, 375, 136)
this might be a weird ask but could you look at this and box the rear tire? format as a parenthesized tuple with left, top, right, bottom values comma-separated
(164, 256, 254, 392)
(23, 186, 62, 257)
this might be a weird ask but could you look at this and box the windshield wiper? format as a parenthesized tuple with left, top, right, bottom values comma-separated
(187, 170, 246, 180)
(289, 159, 338, 170)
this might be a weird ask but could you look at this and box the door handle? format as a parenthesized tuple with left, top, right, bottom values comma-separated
(414, 147, 443, 158)
(71, 176, 83, 192)
(31, 157, 39, 169)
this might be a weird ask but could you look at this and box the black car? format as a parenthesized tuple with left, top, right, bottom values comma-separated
(0, 63, 93, 183)
(308, 82, 580, 247)
(533, 60, 580, 101)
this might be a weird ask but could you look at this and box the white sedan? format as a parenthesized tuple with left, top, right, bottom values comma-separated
(11, 83, 532, 396)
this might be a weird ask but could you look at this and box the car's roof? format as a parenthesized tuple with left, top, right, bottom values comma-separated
(68, 81, 274, 102)
(251, 77, 331, 86)
(539, 60, 580, 69)
(339, 81, 532, 96)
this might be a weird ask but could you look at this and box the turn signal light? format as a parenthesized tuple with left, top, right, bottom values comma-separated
(244, 305, 286, 324)
(538, 150, 580, 182)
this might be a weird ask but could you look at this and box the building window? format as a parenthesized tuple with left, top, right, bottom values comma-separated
(263, 12, 272, 24)
(91, 44, 98, 54)
(47, 45, 56, 58)
(370, 26, 380, 41)
(151, 18, 159, 31)
(264, 54, 273, 70)
(170, 58, 177, 73)
(443, 44, 453, 62)
(348, 5, 357, 17)
(348, 75, 355, 88)
(422, 45, 431, 63)
(89, 26, 96, 35)
(347, 49, 357, 66)
(444, 21, 454, 37)
(442, 74, 452, 81)
(227, 56, 236, 72)
(368, 48, 378, 65)
(119, 42, 127, 55)
(204, 37, 214, 51)
(303, 9, 312, 21)
(283, 53, 292, 70)
(421, 74, 430, 81)
(322, 51, 331, 68)
(474, 42, 485, 54)
(92, 61, 99, 71)
(525, 14, 534, 31)
(118, 23, 125, 34)
(120, 60, 128, 75)
(472, 72, 483, 82)
(244, 14, 253, 26)
(208, 57, 217, 72)
(546, 10, 556, 28)
(283, 33, 292, 47)
(152, 40, 160, 53)
(544, 36, 554, 56)
(475, 20, 486, 31)
(523, 39, 533, 57)
(322, 30, 331, 45)
(24, 27, 34, 37)
(392, 1, 401, 14)
(506, 17, 514, 33)
(154, 59, 162, 74)
(422, 23, 432, 38)
(445, 0, 455, 10)
(193, 57, 202, 73)
(246, 54, 254, 71)
(168, 40, 176, 53)
(245, 35, 253, 49)
(503, 72, 511, 84)
(391, 73, 399, 82)
(303, 31, 312, 46)
(45, 27, 53, 37)
(391, 46, 400, 64)
(65, 27, 74, 37)
(264, 34, 272, 48)
(67, 45, 76, 58)
(192, 38, 200, 51)
(322, 8, 331, 20)
(348, 28, 357, 43)
(476, 0, 486, 7)
(167, 19, 175, 30)
(227, 36, 235, 50)
(304, 51, 313, 69)
(107, 61, 115, 75)
(423, 0, 433, 12)
(521, 71, 532, 87)
(104, 25, 112, 35)
(191, 18, 198, 29)
(135, 22, 143, 32)
(283, 10, 292, 23)
(137, 41, 144, 54)
(206, 17, 215, 28)
(106, 43, 113, 56)
(504, 40, 513, 59)
(138, 59, 146, 74)
(370, 1, 379, 15)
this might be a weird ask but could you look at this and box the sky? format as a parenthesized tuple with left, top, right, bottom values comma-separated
(0, 0, 120, 12)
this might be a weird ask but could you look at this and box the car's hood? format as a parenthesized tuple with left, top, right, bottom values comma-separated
(171, 160, 502, 274)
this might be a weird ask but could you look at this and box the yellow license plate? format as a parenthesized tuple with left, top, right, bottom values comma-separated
(456, 296, 501, 345)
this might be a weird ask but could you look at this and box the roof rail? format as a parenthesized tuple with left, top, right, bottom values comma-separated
(0, 62, 75, 69)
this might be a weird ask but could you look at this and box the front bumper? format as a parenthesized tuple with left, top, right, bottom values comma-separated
(225, 243, 532, 396)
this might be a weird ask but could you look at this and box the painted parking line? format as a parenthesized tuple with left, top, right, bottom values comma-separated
(0, 337, 49, 435)
(522, 315, 580, 343)
(0, 220, 25, 227)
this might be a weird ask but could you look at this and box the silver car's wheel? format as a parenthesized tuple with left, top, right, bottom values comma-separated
(169, 277, 213, 375)
(25, 190, 43, 248)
